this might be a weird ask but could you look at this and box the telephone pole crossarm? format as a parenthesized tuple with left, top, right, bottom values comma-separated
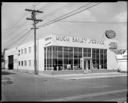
(25, 9, 43, 13)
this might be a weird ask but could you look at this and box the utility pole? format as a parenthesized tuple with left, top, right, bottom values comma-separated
(25, 6, 43, 75)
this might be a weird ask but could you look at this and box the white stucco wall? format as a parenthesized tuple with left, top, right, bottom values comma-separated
(118, 59, 127, 72)
(17, 41, 34, 71)
(116, 51, 127, 72)
(107, 49, 119, 70)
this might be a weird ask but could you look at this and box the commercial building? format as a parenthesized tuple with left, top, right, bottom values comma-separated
(4, 33, 119, 73)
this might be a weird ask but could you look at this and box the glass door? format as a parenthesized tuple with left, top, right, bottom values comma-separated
(88, 60, 90, 70)
(84, 60, 86, 70)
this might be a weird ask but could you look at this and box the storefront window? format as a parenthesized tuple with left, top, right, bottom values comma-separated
(44, 46, 107, 71)
(92, 48, 107, 69)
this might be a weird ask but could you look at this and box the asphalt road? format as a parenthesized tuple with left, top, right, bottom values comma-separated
(1, 70, 127, 102)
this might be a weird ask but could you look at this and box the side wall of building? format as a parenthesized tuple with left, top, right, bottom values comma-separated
(107, 49, 119, 70)
(16, 42, 34, 71)
(116, 50, 127, 72)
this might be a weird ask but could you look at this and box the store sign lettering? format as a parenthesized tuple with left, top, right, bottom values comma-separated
(56, 35, 104, 45)
(88, 40, 104, 45)
(56, 36, 70, 41)
(72, 37, 87, 43)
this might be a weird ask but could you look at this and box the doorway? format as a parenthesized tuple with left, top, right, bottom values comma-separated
(8, 55, 14, 70)
(84, 60, 91, 70)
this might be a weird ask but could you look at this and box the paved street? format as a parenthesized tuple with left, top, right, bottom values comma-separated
(1, 70, 127, 102)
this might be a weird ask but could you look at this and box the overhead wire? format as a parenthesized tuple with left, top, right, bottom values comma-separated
(36, 3, 95, 38)
(39, 3, 68, 19)
(3, 3, 42, 48)
(6, 3, 42, 48)
(3, 3, 49, 48)
(15, 30, 33, 47)
(58, 20, 127, 24)
(3, 3, 43, 49)
(3, 22, 30, 40)
(11, 3, 67, 44)
(5, 3, 102, 48)
(3, 13, 28, 31)
(37, 2, 102, 28)
(3, 20, 28, 33)
(6, 29, 32, 48)
(12, 3, 60, 42)
(3, 2, 39, 32)
(36, 3, 102, 39)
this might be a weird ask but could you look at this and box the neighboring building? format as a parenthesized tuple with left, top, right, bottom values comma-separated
(116, 50, 127, 72)
(4, 33, 119, 73)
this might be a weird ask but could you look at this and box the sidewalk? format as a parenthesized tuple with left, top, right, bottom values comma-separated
(2, 69, 127, 80)
(39, 71, 127, 80)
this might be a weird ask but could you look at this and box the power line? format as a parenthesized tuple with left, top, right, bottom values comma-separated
(3, 3, 40, 31)
(38, 3, 91, 26)
(4, 3, 67, 43)
(2, 14, 27, 31)
(3, 22, 30, 41)
(58, 20, 127, 24)
(6, 29, 32, 48)
(35, 3, 91, 38)
(3, 21, 28, 33)
(37, 2, 101, 28)
(39, 3, 68, 19)
(35, 3, 91, 39)
(15, 30, 33, 47)
(2, 3, 41, 50)
(4, 3, 101, 49)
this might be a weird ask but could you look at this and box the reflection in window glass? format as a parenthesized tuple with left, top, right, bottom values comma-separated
(57, 46, 62, 51)
(92, 49, 107, 69)
(58, 51, 62, 58)
(84, 48, 87, 52)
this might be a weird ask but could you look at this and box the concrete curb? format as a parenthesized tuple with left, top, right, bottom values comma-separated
(39, 72, 127, 78)
(64, 74, 127, 80)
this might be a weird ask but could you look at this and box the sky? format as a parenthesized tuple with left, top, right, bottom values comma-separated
(2, 2, 127, 51)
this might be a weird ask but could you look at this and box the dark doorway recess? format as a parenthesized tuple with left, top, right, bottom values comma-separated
(8, 55, 14, 70)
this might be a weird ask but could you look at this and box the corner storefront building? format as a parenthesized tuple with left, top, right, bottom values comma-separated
(4, 33, 118, 73)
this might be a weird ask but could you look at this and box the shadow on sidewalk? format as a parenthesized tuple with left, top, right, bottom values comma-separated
(2, 71, 16, 75)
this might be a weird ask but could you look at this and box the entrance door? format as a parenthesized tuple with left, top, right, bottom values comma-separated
(8, 55, 14, 70)
(84, 60, 90, 70)
(84, 60, 86, 70)
(88, 60, 90, 70)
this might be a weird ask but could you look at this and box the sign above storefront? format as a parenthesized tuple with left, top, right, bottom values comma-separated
(55, 35, 104, 45)
(109, 42, 117, 49)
